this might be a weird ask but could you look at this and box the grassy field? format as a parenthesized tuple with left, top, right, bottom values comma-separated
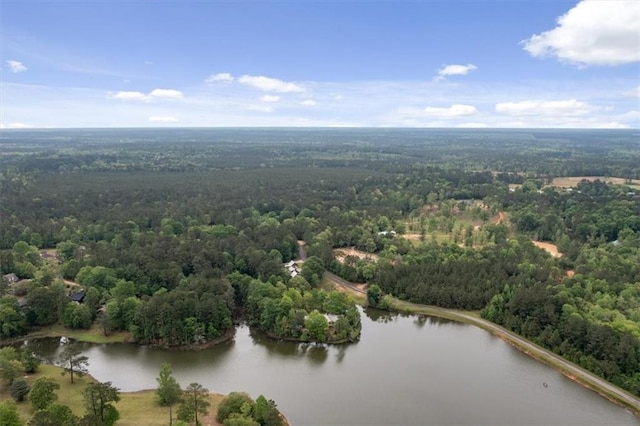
(0, 364, 225, 425)
(547, 176, 640, 189)
(2, 323, 132, 345)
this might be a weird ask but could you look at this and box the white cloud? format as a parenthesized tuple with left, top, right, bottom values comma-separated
(7, 60, 27, 73)
(206, 73, 234, 83)
(111, 89, 183, 102)
(3, 78, 638, 128)
(458, 122, 488, 128)
(301, 99, 316, 106)
(522, 0, 640, 66)
(148, 116, 179, 123)
(149, 89, 183, 99)
(260, 95, 280, 103)
(624, 86, 640, 98)
(0, 122, 31, 129)
(423, 104, 478, 118)
(435, 64, 477, 80)
(248, 104, 274, 113)
(111, 91, 149, 102)
(495, 99, 594, 116)
(238, 75, 305, 93)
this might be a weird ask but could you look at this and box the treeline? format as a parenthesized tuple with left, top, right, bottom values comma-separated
(371, 237, 559, 310)
(503, 180, 640, 244)
(2, 129, 639, 178)
(1, 129, 640, 397)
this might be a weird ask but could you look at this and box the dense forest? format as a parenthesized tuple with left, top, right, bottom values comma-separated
(1, 128, 639, 396)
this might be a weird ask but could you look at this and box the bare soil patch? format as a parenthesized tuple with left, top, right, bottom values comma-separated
(400, 233, 422, 241)
(532, 241, 562, 258)
(334, 247, 379, 263)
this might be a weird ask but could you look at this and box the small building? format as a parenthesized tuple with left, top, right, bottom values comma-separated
(284, 260, 301, 278)
(69, 289, 86, 303)
(3, 273, 19, 285)
(377, 231, 397, 237)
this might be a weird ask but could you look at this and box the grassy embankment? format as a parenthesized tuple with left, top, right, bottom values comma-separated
(0, 364, 225, 425)
(1, 323, 131, 346)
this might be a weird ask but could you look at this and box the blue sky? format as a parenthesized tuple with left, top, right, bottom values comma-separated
(1, 0, 638, 128)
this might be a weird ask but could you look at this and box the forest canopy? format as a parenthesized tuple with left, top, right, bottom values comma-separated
(1, 128, 639, 396)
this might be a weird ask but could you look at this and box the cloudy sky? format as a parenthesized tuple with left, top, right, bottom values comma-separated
(1, 0, 638, 128)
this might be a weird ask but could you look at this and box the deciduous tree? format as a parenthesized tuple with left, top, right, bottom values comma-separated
(156, 363, 182, 426)
(58, 345, 89, 384)
(83, 381, 120, 426)
(29, 377, 60, 410)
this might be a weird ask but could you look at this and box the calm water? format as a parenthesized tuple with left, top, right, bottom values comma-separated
(24, 309, 639, 425)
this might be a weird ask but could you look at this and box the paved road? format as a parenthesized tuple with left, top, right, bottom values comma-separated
(324, 271, 640, 415)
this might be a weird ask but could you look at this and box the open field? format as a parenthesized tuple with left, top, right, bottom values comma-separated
(0, 365, 224, 425)
(547, 176, 640, 189)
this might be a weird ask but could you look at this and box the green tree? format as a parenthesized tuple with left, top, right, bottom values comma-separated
(9, 378, 30, 402)
(366, 284, 383, 307)
(0, 357, 23, 389)
(0, 401, 23, 426)
(156, 363, 182, 426)
(83, 382, 120, 426)
(58, 345, 89, 384)
(253, 395, 283, 426)
(21, 350, 41, 374)
(177, 383, 210, 426)
(217, 392, 255, 424)
(0, 297, 26, 339)
(29, 377, 60, 410)
(63, 304, 92, 329)
(304, 310, 328, 342)
(301, 256, 324, 287)
(224, 413, 259, 426)
(29, 403, 80, 426)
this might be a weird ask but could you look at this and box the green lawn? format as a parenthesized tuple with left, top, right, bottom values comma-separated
(0, 365, 224, 425)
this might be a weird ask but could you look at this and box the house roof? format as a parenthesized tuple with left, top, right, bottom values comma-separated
(3, 273, 18, 283)
(69, 290, 86, 302)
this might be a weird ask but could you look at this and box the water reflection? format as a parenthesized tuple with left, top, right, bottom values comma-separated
(8, 316, 639, 426)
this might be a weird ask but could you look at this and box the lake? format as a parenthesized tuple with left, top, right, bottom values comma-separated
(24, 308, 640, 425)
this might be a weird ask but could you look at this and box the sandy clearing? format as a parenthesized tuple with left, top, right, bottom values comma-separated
(532, 241, 563, 258)
(400, 233, 422, 241)
(334, 247, 379, 263)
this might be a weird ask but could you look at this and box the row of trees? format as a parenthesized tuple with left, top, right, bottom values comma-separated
(156, 363, 284, 426)
(0, 344, 120, 426)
